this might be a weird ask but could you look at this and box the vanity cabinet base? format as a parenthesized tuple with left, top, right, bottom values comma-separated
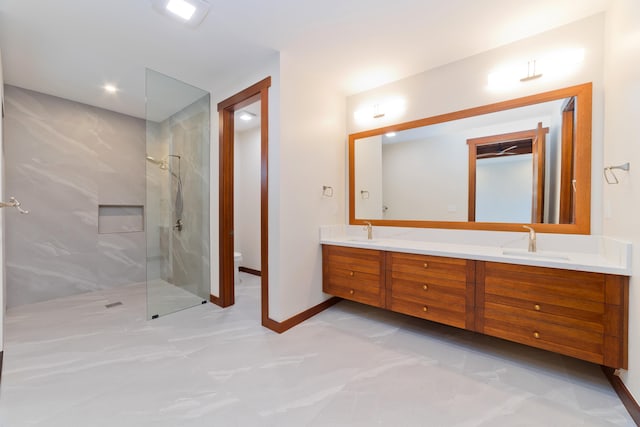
(321, 244, 629, 369)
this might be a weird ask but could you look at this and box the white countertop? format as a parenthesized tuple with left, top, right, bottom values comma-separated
(319, 226, 632, 276)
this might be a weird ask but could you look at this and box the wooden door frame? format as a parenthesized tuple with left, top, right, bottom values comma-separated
(215, 77, 272, 327)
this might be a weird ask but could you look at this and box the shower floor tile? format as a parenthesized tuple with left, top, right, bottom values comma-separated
(0, 273, 634, 426)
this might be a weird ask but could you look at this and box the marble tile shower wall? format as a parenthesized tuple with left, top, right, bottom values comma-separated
(165, 96, 210, 297)
(4, 86, 146, 307)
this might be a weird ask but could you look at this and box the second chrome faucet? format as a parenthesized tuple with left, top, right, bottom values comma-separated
(523, 225, 537, 252)
(363, 221, 373, 240)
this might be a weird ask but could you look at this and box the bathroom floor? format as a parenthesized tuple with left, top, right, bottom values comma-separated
(0, 273, 634, 426)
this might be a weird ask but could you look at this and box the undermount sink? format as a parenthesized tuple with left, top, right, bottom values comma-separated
(502, 248, 570, 261)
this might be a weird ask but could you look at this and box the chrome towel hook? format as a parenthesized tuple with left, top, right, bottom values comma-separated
(604, 162, 630, 184)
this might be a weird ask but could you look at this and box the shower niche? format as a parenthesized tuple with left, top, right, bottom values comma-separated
(145, 68, 211, 319)
(98, 205, 144, 234)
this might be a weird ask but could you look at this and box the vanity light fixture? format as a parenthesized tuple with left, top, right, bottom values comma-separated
(238, 111, 256, 121)
(488, 48, 585, 90)
(151, 0, 210, 27)
(520, 60, 542, 82)
(354, 97, 407, 125)
(385, 132, 396, 137)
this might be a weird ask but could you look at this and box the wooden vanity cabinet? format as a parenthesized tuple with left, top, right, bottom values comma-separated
(386, 252, 475, 330)
(475, 261, 628, 369)
(322, 245, 386, 308)
(321, 245, 628, 368)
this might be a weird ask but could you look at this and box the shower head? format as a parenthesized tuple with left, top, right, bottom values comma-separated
(145, 155, 168, 170)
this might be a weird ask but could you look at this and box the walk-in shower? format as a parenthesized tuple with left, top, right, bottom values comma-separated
(145, 68, 210, 319)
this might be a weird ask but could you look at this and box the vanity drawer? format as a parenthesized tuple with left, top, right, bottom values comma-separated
(389, 252, 468, 283)
(390, 278, 466, 302)
(483, 262, 606, 310)
(389, 278, 467, 327)
(390, 298, 467, 329)
(483, 305, 604, 364)
(322, 245, 385, 308)
(484, 293, 604, 333)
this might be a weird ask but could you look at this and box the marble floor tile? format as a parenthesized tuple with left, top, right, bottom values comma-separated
(0, 273, 634, 426)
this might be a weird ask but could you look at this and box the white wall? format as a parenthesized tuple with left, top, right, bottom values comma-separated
(347, 14, 605, 233)
(603, 0, 640, 403)
(234, 127, 262, 270)
(272, 52, 346, 320)
(354, 135, 383, 219)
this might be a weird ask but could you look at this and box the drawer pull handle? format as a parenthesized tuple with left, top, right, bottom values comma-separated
(534, 304, 541, 311)
(533, 331, 540, 339)
(423, 262, 429, 268)
(349, 289, 355, 295)
(349, 271, 354, 277)
(423, 306, 428, 312)
(423, 284, 428, 291)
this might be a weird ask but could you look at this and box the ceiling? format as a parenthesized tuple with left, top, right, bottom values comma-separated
(0, 0, 608, 119)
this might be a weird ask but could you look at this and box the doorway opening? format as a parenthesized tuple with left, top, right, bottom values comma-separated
(216, 77, 273, 329)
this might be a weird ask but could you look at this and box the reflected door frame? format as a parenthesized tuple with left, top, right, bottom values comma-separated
(467, 124, 548, 223)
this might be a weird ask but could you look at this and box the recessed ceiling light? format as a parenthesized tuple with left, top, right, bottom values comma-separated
(104, 84, 118, 94)
(151, 0, 210, 27)
(166, 0, 196, 20)
(238, 111, 256, 121)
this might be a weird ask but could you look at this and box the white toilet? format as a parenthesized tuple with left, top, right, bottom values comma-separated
(234, 252, 243, 286)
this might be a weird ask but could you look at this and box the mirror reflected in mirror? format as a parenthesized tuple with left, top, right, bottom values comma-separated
(349, 83, 592, 234)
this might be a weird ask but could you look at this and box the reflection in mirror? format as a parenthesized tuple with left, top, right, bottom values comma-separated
(349, 83, 592, 234)
(468, 123, 549, 223)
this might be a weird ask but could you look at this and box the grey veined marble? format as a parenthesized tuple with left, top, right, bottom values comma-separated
(0, 273, 634, 426)
(3, 85, 147, 307)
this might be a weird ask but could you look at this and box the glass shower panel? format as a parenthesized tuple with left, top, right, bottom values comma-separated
(145, 69, 210, 319)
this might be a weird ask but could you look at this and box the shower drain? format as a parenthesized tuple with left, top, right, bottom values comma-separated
(105, 301, 123, 308)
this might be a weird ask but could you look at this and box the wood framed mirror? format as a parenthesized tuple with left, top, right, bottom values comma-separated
(348, 83, 592, 234)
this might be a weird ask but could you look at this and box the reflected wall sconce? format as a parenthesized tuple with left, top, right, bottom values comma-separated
(372, 104, 385, 119)
(322, 186, 334, 197)
(604, 162, 630, 184)
(360, 190, 370, 199)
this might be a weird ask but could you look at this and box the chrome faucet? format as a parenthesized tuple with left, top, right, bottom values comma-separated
(523, 225, 536, 252)
(363, 221, 373, 240)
